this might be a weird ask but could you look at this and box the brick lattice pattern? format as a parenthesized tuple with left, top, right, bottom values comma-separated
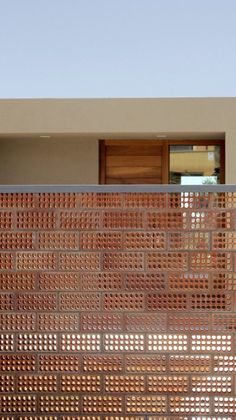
(0, 191, 235, 419)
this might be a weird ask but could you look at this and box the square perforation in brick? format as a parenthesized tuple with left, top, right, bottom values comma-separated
(125, 355, 166, 373)
(103, 252, 144, 271)
(105, 375, 145, 393)
(61, 374, 101, 392)
(125, 314, 167, 332)
(39, 193, 78, 208)
(0, 272, 36, 291)
(81, 314, 123, 332)
(147, 375, 188, 393)
(60, 293, 100, 311)
(190, 252, 232, 271)
(104, 334, 144, 352)
(103, 211, 144, 229)
(147, 212, 187, 230)
(61, 334, 101, 352)
(0, 212, 13, 230)
(191, 294, 232, 311)
(191, 376, 232, 393)
(17, 375, 58, 392)
(0, 375, 15, 392)
(17, 294, 57, 311)
(81, 232, 122, 250)
(38, 232, 79, 250)
(59, 252, 100, 271)
(169, 396, 210, 414)
(17, 334, 57, 352)
(17, 211, 56, 229)
(124, 232, 166, 250)
(168, 273, 209, 291)
(147, 293, 187, 311)
(39, 313, 80, 331)
(59, 211, 100, 230)
(125, 273, 165, 291)
(148, 334, 187, 352)
(39, 272, 80, 291)
(0, 232, 34, 250)
(126, 396, 166, 414)
(16, 252, 57, 270)
(191, 335, 232, 352)
(39, 355, 80, 372)
(213, 356, 236, 372)
(147, 253, 188, 271)
(81, 273, 123, 291)
(169, 355, 211, 373)
(103, 293, 145, 311)
(83, 355, 123, 372)
(39, 395, 80, 413)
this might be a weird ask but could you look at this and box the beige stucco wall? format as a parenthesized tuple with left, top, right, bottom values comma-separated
(0, 98, 235, 184)
(0, 137, 98, 184)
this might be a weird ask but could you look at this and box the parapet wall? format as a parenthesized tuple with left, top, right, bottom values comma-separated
(0, 188, 235, 418)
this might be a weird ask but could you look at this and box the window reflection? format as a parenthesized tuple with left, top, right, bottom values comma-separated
(169, 145, 221, 184)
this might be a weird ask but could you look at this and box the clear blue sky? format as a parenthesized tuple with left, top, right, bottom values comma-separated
(0, 0, 236, 98)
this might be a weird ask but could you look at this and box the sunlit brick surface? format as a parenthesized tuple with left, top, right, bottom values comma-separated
(1, 191, 236, 418)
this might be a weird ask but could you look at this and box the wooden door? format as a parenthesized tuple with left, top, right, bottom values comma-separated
(99, 140, 168, 184)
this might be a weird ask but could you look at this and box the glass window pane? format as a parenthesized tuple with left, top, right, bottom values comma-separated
(169, 144, 222, 184)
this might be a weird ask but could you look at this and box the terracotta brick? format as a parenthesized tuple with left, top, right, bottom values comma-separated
(83, 355, 123, 372)
(39, 272, 80, 290)
(0, 212, 13, 230)
(123, 193, 166, 208)
(81, 272, 123, 291)
(146, 252, 188, 271)
(0, 272, 36, 291)
(38, 232, 79, 250)
(103, 293, 145, 311)
(0, 253, 14, 270)
(39, 355, 81, 372)
(59, 252, 100, 271)
(103, 252, 144, 271)
(124, 232, 166, 250)
(16, 252, 57, 270)
(39, 193, 78, 208)
(0, 193, 36, 208)
(0, 232, 34, 249)
(81, 192, 123, 208)
(16, 293, 57, 311)
(80, 231, 122, 250)
(60, 293, 100, 311)
(17, 211, 56, 229)
(103, 211, 144, 229)
(82, 396, 122, 413)
(60, 211, 100, 230)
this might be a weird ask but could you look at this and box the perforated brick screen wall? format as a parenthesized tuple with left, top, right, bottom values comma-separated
(0, 191, 236, 419)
